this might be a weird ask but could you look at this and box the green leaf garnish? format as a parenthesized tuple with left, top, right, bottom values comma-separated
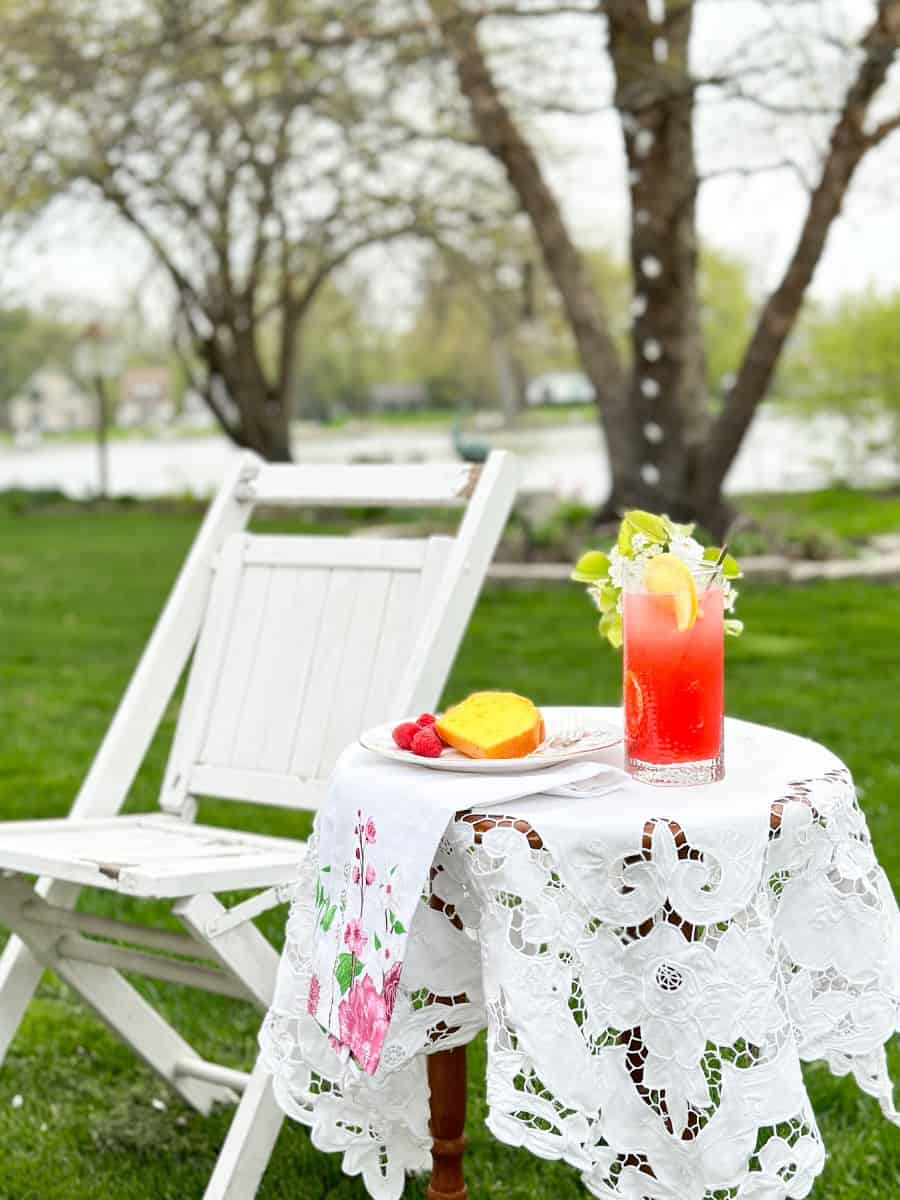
(592, 583, 619, 614)
(575, 509, 743, 647)
(598, 610, 623, 649)
(623, 510, 669, 545)
(663, 515, 696, 538)
(703, 546, 742, 578)
(571, 550, 610, 583)
(617, 519, 636, 557)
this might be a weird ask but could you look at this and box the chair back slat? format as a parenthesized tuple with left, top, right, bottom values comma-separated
(245, 462, 479, 508)
(241, 536, 432, 570)
(159, 451, 518, 815)
(160, 534, 453, 812)
(199, 549, 275, 770)
(361, 537, 449, 731)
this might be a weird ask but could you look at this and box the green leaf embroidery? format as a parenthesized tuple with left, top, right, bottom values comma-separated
(320, 904, 338, 932)
(334, 952, 364, 994)
(373, 932, 382, 951)
(388, 911, 407, 935)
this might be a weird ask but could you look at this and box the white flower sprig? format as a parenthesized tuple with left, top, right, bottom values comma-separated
(572, 510, 743, 649)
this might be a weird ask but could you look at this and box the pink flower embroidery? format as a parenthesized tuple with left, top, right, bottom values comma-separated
(365, 818, 377, 844)
(382, 960, 403, 1019)
(343, 919, 368, 956)
(337, 974, 389, 1074)
(352, 865, 360, 885)
(365, 864, 376, 886)
(307, 974, 320, 1016)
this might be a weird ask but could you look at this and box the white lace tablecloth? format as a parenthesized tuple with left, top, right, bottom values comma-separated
(260, 711, 900, 1200)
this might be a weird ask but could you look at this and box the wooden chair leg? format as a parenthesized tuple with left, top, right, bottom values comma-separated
(204, 1059, 284, 1200)
(427, 1045, 468, 1200)
(0, 877, 232, 1114)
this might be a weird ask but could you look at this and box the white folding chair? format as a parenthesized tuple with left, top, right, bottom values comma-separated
(0, 449, 518, 1195)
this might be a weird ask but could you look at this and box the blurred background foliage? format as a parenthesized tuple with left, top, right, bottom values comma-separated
(4, 247, 898, 444)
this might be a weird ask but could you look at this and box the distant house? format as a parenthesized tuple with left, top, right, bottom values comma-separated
(369, 382, 428, 412)
(119, 366, 173, 426)
(9, 367, 94, 434)
(525, 371, 595, 407)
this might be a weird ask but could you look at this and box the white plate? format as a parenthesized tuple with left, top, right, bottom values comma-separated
(359, 706, 622, 773)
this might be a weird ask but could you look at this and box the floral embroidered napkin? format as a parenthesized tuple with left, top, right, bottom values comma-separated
(308, 744, 613, 1074)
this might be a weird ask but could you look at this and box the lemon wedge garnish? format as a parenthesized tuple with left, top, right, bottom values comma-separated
(643, 555, 698, 632)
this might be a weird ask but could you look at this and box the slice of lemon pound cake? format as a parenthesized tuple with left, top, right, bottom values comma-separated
(435, 692, 544, 759)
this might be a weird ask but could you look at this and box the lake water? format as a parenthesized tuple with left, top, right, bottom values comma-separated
(0, 407, 895, 502)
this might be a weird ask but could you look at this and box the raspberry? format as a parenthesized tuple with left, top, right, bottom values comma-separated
(410, 727, 443, 758)
(416, 713, 437, 727)
(392, 721, 420, 751)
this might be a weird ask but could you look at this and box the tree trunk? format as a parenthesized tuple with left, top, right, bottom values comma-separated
(430, 1, 631, 464)
(432, 0, 899, 535)
(604, 0, 707, 520)
(230, 381, 293, 461)
(244, 401, 292, 461)
(202, 326, 295, 462)
(490, 309, 527, 427)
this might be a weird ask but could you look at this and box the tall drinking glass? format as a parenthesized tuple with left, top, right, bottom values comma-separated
(622, 560, 725, 785)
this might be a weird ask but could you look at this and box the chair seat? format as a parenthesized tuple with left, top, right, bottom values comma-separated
(0, 814, 307, 898)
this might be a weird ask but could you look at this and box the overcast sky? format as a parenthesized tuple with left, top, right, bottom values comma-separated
(5, 0, 899, 323)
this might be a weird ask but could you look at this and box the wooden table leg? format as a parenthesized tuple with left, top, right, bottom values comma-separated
(427, 1045, 468, 1200)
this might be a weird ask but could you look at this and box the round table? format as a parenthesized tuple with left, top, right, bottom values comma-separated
(261, 711, 900, 1200)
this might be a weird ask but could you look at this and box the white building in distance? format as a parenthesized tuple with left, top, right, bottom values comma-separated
(9, 367, 94, 435)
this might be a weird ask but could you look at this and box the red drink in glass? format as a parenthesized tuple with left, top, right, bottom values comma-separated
(623, 569, 724, 785)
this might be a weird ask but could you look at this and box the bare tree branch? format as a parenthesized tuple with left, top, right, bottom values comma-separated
(701, 0, 900, 505)
(1, 0, 512, 461)
(427, 0, 899, 529)
(699, 158, 814, 190)
(426, 0, 629, 445)
(867, 110, 900, 147)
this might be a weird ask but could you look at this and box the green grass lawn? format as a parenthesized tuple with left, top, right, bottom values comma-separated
(740, 486, 900, 553)
(0, 504, 898, 1198)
